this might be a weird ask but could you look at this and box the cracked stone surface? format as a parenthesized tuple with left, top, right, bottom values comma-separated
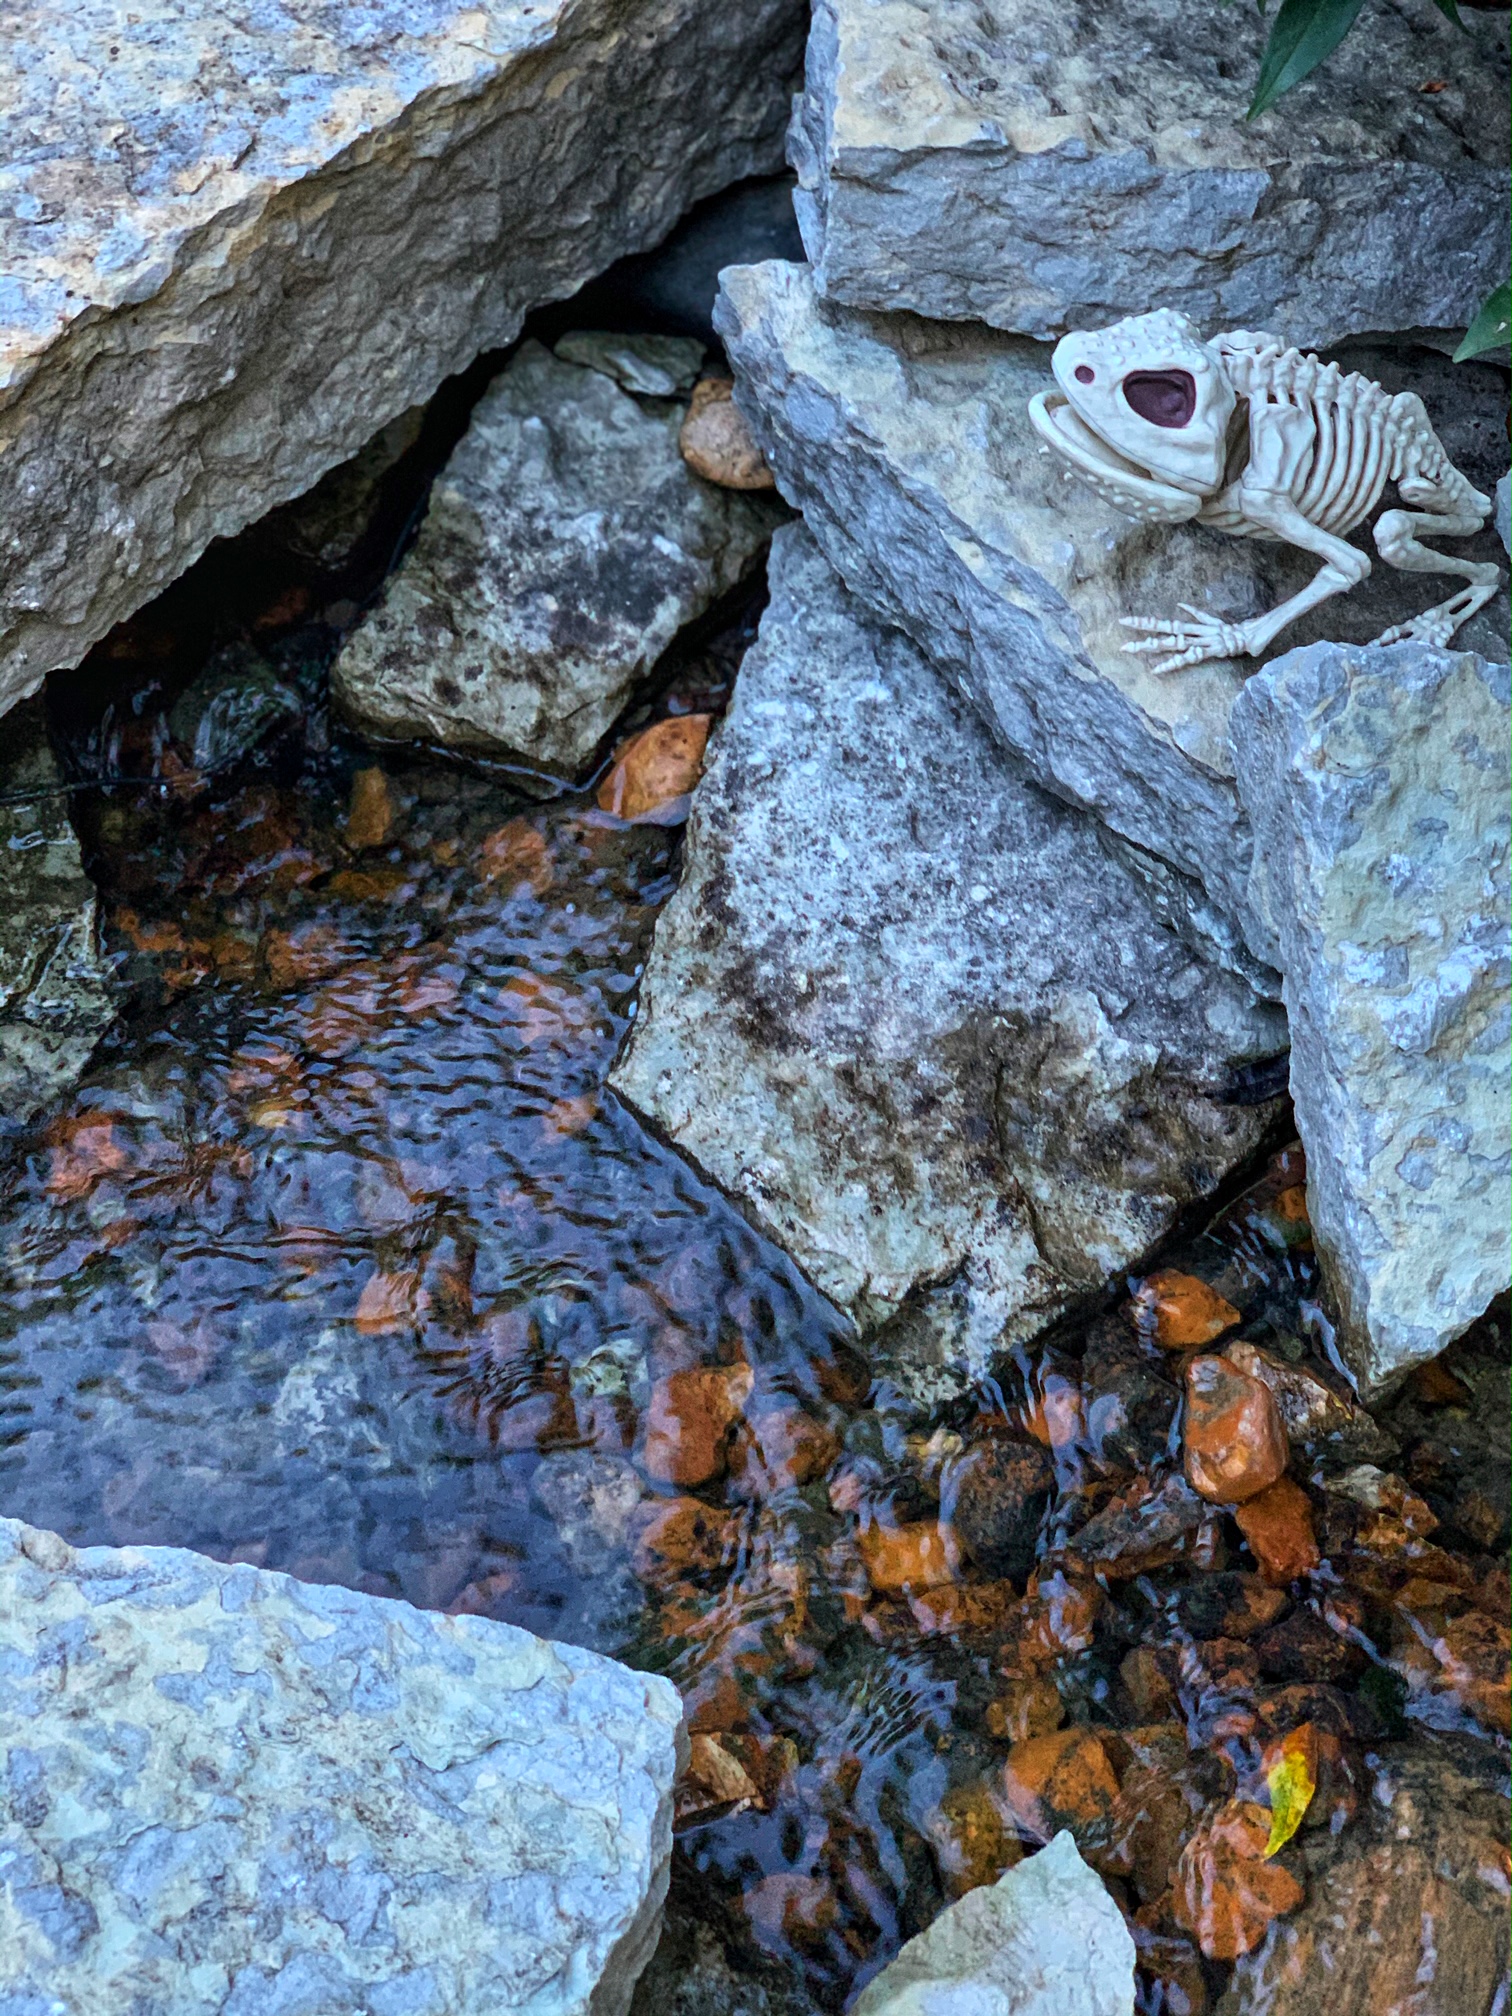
(0, 698, 115, 1129)
(1233, 640, 1511, 1395)
(612, 526, 1285, 1405)
(0, 1516, 683, 2016)
(788, 0, 1510, 346)
(331, 340, 784, 770)
(714, 260, 1510, 971)
(0, 0, 806, 720)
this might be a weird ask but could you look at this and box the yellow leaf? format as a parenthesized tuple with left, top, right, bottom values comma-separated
(1264, 1725, 1317, 1857)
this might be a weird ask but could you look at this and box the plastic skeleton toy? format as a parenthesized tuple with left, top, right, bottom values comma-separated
(1027, 310, 1501, 674)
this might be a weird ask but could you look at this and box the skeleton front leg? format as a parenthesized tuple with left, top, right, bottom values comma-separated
(1123, 397, 1368, 673)
(1122, 503, 1369, 673)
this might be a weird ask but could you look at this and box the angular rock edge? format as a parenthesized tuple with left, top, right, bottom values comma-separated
(613, 524, 1285, 1404)
(0, 1517, 684, 2016)
(0, 0, 806, 717)
(1233, 639, 1510, 1394)
(788, 0, 1510, 347)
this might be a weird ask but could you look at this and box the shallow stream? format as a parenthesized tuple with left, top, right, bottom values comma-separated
(2, 347, 1506, 2016)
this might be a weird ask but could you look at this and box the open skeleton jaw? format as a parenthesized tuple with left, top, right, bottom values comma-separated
(1028, 310, 1502, 675)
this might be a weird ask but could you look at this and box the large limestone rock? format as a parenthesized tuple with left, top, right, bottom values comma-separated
(1232, 641, 1510, 1394)
(0, 0, 806, 720)
(0, 1516, 683, 2016)
(714, 261, 1510, 970)
(851, 1832, 1135, 2016)
(332, 339, 784, 769)
(788, 0, 1511, 346)
(612, 527, 1285, 1403)
(0, 699, 114, 1128)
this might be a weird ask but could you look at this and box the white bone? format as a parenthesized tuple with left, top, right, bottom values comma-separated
(1031, 316, 1502, 672)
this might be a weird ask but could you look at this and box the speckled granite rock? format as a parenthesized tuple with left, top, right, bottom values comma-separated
(0, 699, 114, 1129)
(612, 527, 1284, 1404)
(0, 1516, 683, 2016)
(0, 0, 807, 720)
(851, 1832, 1135, 2016)
(714, 261, 1510, 970)
(1496, 473, 1510, 557)
(1232, 642, 1511, 1395)
(331, 341, 784, 770)
(789, 0, 1510, 346)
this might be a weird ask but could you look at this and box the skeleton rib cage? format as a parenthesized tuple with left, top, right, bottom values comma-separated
(1207, 333, 1490, 544)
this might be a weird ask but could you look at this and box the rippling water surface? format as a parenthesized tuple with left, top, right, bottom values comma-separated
(2, 447, 1506, 2016)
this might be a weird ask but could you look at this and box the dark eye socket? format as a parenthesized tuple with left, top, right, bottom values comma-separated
(1122, 369, 1197, 428)
(1074, 365, 1095, 385)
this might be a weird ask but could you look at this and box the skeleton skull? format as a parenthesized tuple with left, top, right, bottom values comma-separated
(1029, 311, 1237, 513)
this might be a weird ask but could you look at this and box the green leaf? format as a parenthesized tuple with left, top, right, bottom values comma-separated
(1247, 0, 1367, 118)
(1453, 283, 1511, 362)
(1424, 0, 1466, 29)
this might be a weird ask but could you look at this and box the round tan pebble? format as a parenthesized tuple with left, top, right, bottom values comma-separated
(678, 377, 777, 490)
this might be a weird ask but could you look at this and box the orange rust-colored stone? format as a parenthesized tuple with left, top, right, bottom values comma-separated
(858, 1519, 959, 1595)
(678, 1732, 764, 1823)
(354, 1268, 428, 1335)
(733, 1399, 841, 1492)
(1023, 1369, 1085, 1452)
(925, 1781, 1024, 1898)
(1121, 1646, 1180, 1724)
(678, 378, 777, 490)
(640, 1363, 753, 1489)
(1235, 1476, 1320, 1584)
(1021, 1567, 1104, 1658)
(741, 1871, 838, 1951)
(1183, 1355, 1289, 1504)
(1170, 1799, 1305, 1961)
(45, 1113, 129, 1200)
(262, 921, 352, 988)
(1001, 1726, 1121, 1845)
(1099, 1729, 1215, 1905)
(479, 819, 553, 893)
(1406, 1356, 1473, 1408)
(683, 1665, 749, 1735)
(985, 1676, 1066, 1744)
(1135, 1269, 1242, 1349)
(1425, 1609, 1512, 1736)
(631, 1496, 740, 1583)
(597, 715, 712, 821)
(344, 765, 394, 849)
(909, 1580, 1020, 1639)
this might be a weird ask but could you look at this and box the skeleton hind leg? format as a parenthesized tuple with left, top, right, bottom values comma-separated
(1371, 498, 1502, 648)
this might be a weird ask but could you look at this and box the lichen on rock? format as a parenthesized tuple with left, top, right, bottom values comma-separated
(612, 525, 1286, 1403)
(331, 341, 784, 770)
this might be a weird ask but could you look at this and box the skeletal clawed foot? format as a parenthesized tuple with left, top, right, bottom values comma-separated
(1120, 605, 1252, 675)
(1369, 583, 1498, 651)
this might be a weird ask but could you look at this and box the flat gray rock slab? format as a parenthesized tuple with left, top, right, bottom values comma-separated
(612, 526, 1284, 1404)
(331, 341, 784, 770)
(851, 1832, 1135, 2016)
(1232, 641, 1511, 1395)
(715, 260, 1510, 972)
(0, 1517, 683, 2016)
(0, 0, 805, 721)
(0, 699, 115, 1128)
(788, 0, 1510, 346)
